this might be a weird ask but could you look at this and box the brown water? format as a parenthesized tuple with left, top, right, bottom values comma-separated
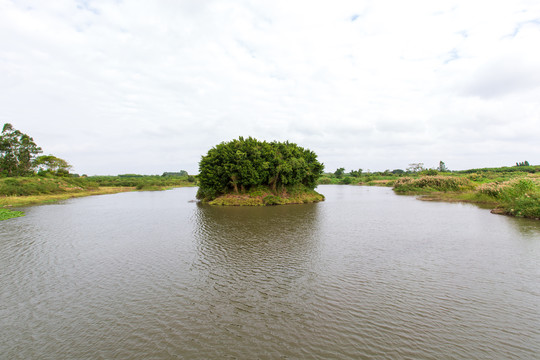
(1, 185, 539, 359)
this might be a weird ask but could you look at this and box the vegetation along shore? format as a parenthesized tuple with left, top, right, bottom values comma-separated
(319, 163, 540, 220)
(1, 122, 537, 219)
(0, 123, 197, 219)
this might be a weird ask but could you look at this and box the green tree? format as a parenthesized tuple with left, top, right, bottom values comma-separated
(438, 161, 448, 172)
(197, 137, 324, 200)
(0, 123, 42, 176)
(34, 155, 72, 176)
(334, 167, 345, 179)
(407, 163, 425, 173)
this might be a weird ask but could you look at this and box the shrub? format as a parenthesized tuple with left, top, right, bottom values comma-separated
(263, 195, 281, 205)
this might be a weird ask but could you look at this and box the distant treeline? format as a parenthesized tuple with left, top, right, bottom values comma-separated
(455, 165, 539, 174)
(318, 163, 539, 185)
(0, 174, 197, 197)
(85, 175, 196, 189)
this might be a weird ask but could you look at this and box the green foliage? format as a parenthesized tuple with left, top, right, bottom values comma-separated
(516, 161, 530, 167)
(394, 176, 473, 192)
(318, 176, 333, 184)
(208, 184, 324, 206)
(0, 208, 25, 221)
(86, 175, 194, 188)
(263, 195, 281, 205)
(477, 178, 540, 218)
(0, 177, 64, 196)
(334, 167, 345, 179)
(437, 161, 448, 172)
(457, 165, 539, 174)
(421, 169, 439, 176)
(162, 170, 188, 177)
(35, 155, 72, 176)
(197, 137, 324, 200)
(0, 123, 42, 176)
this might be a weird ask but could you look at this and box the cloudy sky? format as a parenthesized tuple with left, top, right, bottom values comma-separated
(1, 0, 539, 175)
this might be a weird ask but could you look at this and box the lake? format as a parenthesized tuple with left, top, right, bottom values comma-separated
(1, 185, 539, 359)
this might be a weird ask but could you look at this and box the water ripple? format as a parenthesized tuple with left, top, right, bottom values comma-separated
(1, 187, 539, 359)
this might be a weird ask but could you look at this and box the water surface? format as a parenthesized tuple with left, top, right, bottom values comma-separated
(1, 186, 539, 359)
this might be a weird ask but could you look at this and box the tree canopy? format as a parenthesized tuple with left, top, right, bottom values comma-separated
(0, 123, 42, 176)
(0, 123, 72, 177)
(196, 137, 324, 200)
(35, 155, 72, 176)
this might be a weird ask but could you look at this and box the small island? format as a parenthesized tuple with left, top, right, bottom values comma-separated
(196, 137, 325, 205)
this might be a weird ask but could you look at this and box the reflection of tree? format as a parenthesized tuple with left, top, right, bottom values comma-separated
(192, 203, 322, 299)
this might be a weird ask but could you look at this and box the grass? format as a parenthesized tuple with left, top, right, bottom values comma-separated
(0, 208, 25, 221)
(206, 184, 325, 206)
(393, 175, 474, 193)
(0, 187, 135, 208)
(392, 173, 540, 220)
(0, 175, 197, 220)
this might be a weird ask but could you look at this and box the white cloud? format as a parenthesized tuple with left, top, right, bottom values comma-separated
(0, 0, 539, 174)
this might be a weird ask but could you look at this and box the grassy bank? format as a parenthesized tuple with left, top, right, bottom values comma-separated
(0, 175, 197, 220)
(206, 185, 324, 206)
(0, 186, 136, 208)
(393, 174, 540, 219)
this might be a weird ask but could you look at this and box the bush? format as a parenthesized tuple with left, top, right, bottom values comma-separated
(263, 195, 281, 205)
(476, 178, 540, 218)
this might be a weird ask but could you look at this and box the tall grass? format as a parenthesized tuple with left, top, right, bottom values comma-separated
(477, 178, 540, 218)
(393, 176, 473, 193)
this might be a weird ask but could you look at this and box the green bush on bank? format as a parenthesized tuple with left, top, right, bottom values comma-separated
(477, 178, 540, 218)
(0, 177, 67, 196)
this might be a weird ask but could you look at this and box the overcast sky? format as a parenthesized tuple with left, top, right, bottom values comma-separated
(1, 0, 539, 175)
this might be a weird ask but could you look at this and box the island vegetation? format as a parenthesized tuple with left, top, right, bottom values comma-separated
(196, 137, 324, 205)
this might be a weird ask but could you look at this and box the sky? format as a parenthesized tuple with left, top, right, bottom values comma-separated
(1, 0, 540, 175)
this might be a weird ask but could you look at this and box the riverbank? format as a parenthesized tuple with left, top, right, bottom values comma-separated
(392, 175, 540, 220)
(0, 186, 136, 207)
(204, 185, 324, 206)
(0, 176, 197, 220)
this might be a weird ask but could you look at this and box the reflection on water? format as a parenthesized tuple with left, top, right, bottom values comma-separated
(0, 186, 539, 359)
(193, 202, 321, 275)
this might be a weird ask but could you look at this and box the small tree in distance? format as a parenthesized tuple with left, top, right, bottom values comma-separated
(334, 167, 345, 179)
(438, 161, 448, 172)
(35, 155, 72, 176)
(407, 163, 425, 173)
